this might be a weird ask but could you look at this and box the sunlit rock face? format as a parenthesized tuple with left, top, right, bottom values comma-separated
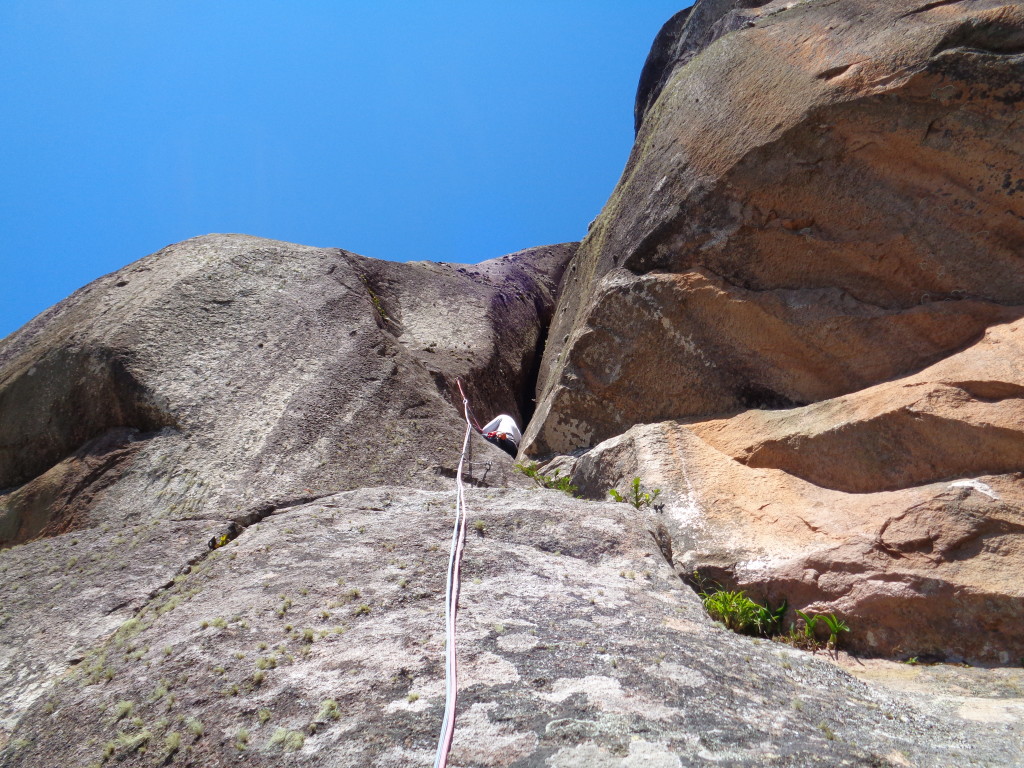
(559, 317, 1024, 663)
(525, 0, 1024, 457)
(522, 0, 1024, 666)
(3, 2, 1024, 766)
(3, 489, 1021, 767)
(0, 234, 574, 547)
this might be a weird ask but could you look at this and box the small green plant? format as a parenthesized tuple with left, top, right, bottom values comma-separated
(776, 610, 850, 653)
(819, 613, 850, 653)
(163, 732, 182, 758)
(354, 604, 371, 616)
(111, 700, 134, 722)
(185, 717, 204, 738)
(752, 599, 788, 636)
(701, 590, 763, 633)
(234, 728, 249, 751)
(608, 477, 661, 509)
(269, 727, 305, 752)
(317, 699, 341, 721)
(112, 730, 151, 756)
(472, 519, 486, 535)
(149, 681, 169, 702)
(694, 572, 849, 652)
(515, 461, 579, 497)
(407, 692, 420, 703)
(258, 708, 272, 724)
(796, 611, 820, 642)
(775, 611, 824, 651)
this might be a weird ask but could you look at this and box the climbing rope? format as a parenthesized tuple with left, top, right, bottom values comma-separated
(433, 379, 474, 768)
(464, 390, 484, 432)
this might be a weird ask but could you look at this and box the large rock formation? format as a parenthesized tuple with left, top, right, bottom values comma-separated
(0, 235, 574, 547)
(520, 0, 1024, 664)
(3, 1, 1024, 765)
(525, 0, 1024, 457)
(3, 488, 1022, 767)
(561, 317, 1024, 663)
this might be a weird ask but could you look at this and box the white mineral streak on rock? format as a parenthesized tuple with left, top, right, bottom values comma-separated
(460, 651, 520, 688)
(548, 740, 683, 767)
(448, 703, 539, 767)
(948, 479, 999, 500)
(497, 633, 540, 653)
(956, 697, 1024, 724)
(371, 745, 435, 768)
(538, 675, 677, 720)
(657, 662, 709, 688)
(384, 694, 431, 714)
(547, 743, 620, 768)
(622, 740, 684, 768)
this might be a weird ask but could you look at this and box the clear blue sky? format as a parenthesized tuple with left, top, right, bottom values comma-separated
(1, 2, 688, 338)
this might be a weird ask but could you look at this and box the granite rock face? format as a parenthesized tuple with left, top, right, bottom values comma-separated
(525, 0, 1024, 457)
(558, 317, 1024, 663)
(3, 489, 1021, 767)
(635, 1, 780, 134)
(0, 235, 574, 547)
(3, 1, 1024, 765)
(514, 0, 1024, 669)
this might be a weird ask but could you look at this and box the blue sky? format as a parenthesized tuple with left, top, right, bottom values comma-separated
(1, 2, 688, 338)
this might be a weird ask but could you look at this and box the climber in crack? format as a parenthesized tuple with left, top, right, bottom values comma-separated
(480, 413, 521, 458)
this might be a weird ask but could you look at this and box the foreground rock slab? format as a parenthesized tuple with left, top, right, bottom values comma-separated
(0, 517, 229, 735)
(2, 488, 1021, 767)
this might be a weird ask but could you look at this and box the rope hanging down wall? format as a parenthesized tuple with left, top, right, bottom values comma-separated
(432, 379, 474, 768)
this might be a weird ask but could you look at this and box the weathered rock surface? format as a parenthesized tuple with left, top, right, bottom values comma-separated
(0, 235, 574, 547)
(526, 0, 1024, 457)
(557, 318, 1024, 663)
(3, 488, 1021, 767)
(690, 317, 1024, 494)
(4, 0, 1024, 765)
(838, 655, 1024, 730)
(0, 515, 229, 735)
(635, 1, 780, 135)
(352, 243, 572, 433)
(510, 0, 1024, 675)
